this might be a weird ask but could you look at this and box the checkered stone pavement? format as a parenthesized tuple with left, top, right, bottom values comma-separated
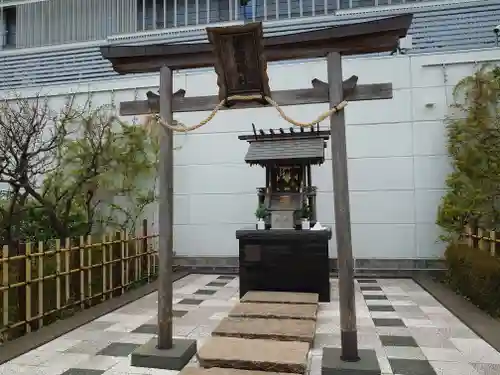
(0, 275, 499, 375)
(314, 278, 500, 375)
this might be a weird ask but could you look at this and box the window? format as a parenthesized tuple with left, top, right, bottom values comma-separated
(137, 0, 167, 31)
(1, 6, 16, 49)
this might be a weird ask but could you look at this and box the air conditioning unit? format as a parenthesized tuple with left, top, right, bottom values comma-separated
(399, 34, 413, 50)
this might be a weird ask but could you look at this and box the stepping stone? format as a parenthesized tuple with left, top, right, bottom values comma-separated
(212, 317, 316, 343)
(197, 336, 309, 373)
(229, 302, 318, 320)
(241, 291, 318, 305)
(180, 367, 291, 375)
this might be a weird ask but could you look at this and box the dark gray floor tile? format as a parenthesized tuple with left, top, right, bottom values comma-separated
(360, 286, 382, 291)
(357, 279, 378, 284)
(80, 321, 115, 331)
(364, 295, 388, 300)
(132, 324, 157, 334)
(96, 342, 141, 357)
(373, 318, 406, 327)
(217, 275, 236, 280)
(380, 335, 418, 347)
(194, 289, 217, 295)
(177, 298, 203, 305)
(207, 281, 227, 287)
(61, 370, 105, 375)
(173, 310, 188, 317)
(389, 359, 437, 375)
(368, 305, 395, 312)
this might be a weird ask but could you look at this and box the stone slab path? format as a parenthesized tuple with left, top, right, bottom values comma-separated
(197, 336, 310, 373)
(228, 302, 317, 320)
(198, 291, 318, 373)
(211, 316, 317, 342)
(0, 274, 499, 375)
(181, 368, 293, 375)
(241, 291, 319, 305)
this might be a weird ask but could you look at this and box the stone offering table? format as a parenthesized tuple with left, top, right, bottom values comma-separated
(236, 229, 331, 302)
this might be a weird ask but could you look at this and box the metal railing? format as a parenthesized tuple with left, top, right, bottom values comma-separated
(0, 0, 497, 90)
(0, 0, 449, 49)
(0, 224, 159, 343)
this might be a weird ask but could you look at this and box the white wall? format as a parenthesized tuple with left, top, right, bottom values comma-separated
(7, 48, 500, 260)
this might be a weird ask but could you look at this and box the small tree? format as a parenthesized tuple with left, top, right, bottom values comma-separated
(437, 65, 500, 240)
(0, 93, 159, 242)
(0, 93, 84, 243)
(44, 105, 159, 235)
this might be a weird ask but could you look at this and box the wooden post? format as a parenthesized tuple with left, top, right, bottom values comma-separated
(158, 65, 174, 349)
(142, 219, 148, 281)
(327, 52, 359, 362)
(108, 233, 114, 297)
(2, 245, 9, 335)
(55, 239, 61, 312)
(464, 225, 471, 247)
(101, 234, 107, 302)
(64, 238, 70, 307)
(79, 236, 85, 309)
(87, 235, 92, 305)
(490, 229, 496, 257)
(37, 241, 44, 329)
(16, 242, 27, 336)
(25, 242, 32, 334)
(120, 231, 126, 294)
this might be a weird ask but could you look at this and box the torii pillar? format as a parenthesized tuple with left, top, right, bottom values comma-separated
(100, 14, 413, 374)
(127, 65, 198, 370)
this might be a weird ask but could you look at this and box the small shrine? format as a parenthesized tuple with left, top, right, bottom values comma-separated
(239, 124, 329, 229)
(236, 124, 332, 303)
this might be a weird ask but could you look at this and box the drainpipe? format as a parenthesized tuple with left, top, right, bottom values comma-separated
(0, 2, 4, 50)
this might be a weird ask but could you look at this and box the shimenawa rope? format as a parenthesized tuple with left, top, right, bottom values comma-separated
(145, 94, 348, 133)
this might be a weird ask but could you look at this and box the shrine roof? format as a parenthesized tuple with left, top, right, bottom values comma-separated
(245, 137, 326, 165)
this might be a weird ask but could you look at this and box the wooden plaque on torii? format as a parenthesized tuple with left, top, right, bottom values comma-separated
(206, 23, 271, 105)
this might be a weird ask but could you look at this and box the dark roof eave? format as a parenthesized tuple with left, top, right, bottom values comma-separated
(101, 14, 412, 59)
(100, 14, 413, 73)
(245, 157, 325, 166)
(238, 130, 331, 142)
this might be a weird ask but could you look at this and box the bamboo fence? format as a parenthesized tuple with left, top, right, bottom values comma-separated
(0, 220, 159, 343)
(463, 224, 500, 257)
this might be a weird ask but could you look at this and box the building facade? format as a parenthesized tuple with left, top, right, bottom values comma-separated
(0, 0, 499, 270)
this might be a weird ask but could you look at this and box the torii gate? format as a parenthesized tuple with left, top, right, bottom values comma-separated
(100, 14, 412, 373)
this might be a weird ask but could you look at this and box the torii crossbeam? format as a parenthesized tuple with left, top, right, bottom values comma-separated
(100, 13, 413, 373)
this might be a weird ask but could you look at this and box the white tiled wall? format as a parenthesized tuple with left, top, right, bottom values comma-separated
(10, 48, 500, 260)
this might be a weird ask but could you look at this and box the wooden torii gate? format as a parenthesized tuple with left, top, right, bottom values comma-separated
(100, 13, 412, 372)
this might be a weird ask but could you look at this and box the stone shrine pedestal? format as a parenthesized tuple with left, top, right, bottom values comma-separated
(236, 228, 331, 302)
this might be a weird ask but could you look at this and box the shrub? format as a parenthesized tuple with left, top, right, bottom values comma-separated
(437, 65, 500, 240)
(445, 243, 500, 316)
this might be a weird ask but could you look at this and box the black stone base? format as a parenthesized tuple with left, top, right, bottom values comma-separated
(322, 347, 380, 375)
(237, 228, 332, 302)
(130, 338, 197, 370)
